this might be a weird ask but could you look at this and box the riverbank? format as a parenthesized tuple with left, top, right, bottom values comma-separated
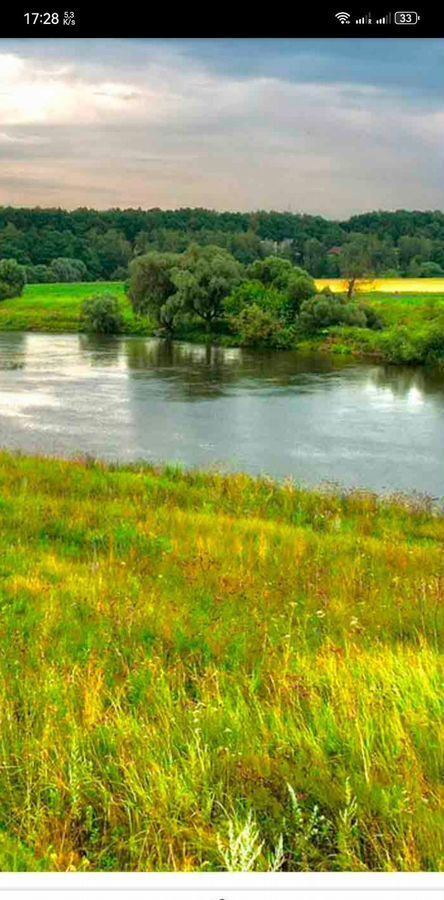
(0, 283, 444, 366)
(0, 450, 442, 871)
(300, 290, 444, 365)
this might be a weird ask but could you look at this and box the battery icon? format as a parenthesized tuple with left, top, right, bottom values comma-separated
(394, 11, 420, 23)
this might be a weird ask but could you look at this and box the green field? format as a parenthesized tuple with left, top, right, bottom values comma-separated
(350, 290, 444, 326)
(0, 451, 442, 871)
(0, 283, 152, 335)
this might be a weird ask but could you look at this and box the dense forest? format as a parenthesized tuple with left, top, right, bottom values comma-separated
(1, 207, 444, 282)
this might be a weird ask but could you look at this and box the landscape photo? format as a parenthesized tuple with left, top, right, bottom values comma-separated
(0, 37, 443, 872)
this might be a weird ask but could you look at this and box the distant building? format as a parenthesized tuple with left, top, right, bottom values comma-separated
(260, 238, 294, 255)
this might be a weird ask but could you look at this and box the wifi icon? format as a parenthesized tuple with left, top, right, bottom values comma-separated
(335, 11, 351, 23)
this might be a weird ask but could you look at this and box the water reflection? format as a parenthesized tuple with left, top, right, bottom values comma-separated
(123, 337, 362, 401)
(0, 332, 27, 370)
(78, 334, 124, 368)
(0, 333, 443, 495)
(368, 363, 444, 399)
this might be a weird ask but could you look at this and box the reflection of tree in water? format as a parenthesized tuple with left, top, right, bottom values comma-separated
(122, 337, 358, 401)
(369, 364, 444, 400)
(125, 338, 239, 370)
(78, 334, 123, 368)
(0, 333, 27, 370)
(124, 338, 244, 400)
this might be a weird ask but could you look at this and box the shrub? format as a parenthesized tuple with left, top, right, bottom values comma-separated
(81, 294, 123, 335)
(379, 322, 444, 365)
(0, 258, 26, 300)
(358, 303, 384, 330)
(230, 304, 292, 349)
(417, 262, 444, 278)
(298, 291, 367, 333)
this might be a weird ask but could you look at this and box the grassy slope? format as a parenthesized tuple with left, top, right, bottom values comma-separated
(0, 283, 152, 335)
(0, 451, 442, 871)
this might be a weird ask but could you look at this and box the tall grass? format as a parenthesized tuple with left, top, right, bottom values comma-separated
(0, 451, 442, 871)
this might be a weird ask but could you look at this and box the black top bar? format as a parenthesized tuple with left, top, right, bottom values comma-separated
(3, 7, 444, 38)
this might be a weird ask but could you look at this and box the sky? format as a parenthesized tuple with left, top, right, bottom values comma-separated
(0, 38, 443, 217)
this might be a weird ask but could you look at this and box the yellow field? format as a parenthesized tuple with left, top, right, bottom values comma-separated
(315, 278, 444, 294)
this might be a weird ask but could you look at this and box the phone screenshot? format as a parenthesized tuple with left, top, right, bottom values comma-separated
(0, 7, 442, 900)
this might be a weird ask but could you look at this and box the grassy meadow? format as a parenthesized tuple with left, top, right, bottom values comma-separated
(0, 283, 152, 335)
(0, 451, 442, 871)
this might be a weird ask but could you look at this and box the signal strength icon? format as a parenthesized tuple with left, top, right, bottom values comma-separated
(356, 12, 372, 23)
(335, 11, 351, 24)
(376, 12, 392, 23)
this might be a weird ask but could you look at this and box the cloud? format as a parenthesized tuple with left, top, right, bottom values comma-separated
(0, 41, 442, 215)
(0, 131, 47, 145)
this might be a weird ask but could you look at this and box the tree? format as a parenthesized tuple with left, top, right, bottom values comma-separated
(128, 251, 181, 333)
(0, 258, 26, 301)
(223, 280, 287, 318)
(0, 224, 29, 264)
(415, 261, 444, 277)
(247, 257, 315, 321)
(303, 238, 327, 277)
(171, 245, 243, 331)
(283, 270, 318, 322)
(398, 235, 433, 274)
(25, 264, 56, 284)
(90, 229, 132, 279)
(228, 230, 265, 264)
(247, 256, 295, 288)
(49, 258, 89, 283)
(339, 235, 397, 296)
(81, 294, 123, 334)
(34, 228, 75, 265)
(338, 236, 375, 297)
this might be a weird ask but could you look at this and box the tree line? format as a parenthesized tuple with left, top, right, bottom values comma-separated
(1, 206, 444, 282)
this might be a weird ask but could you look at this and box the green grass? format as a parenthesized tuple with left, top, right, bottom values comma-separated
(299, 292, 444, 364)
(0, 451, 442, 871)
(0, 283, 153, 335)
(351, 291, 444, 331)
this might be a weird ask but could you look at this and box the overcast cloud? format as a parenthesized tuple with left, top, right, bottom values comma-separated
(0, 38, 442, 216)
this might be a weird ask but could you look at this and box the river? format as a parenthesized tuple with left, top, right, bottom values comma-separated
(0, 332, 443, 496)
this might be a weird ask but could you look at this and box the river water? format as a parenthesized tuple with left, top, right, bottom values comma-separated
(0, 332, 443, 496)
